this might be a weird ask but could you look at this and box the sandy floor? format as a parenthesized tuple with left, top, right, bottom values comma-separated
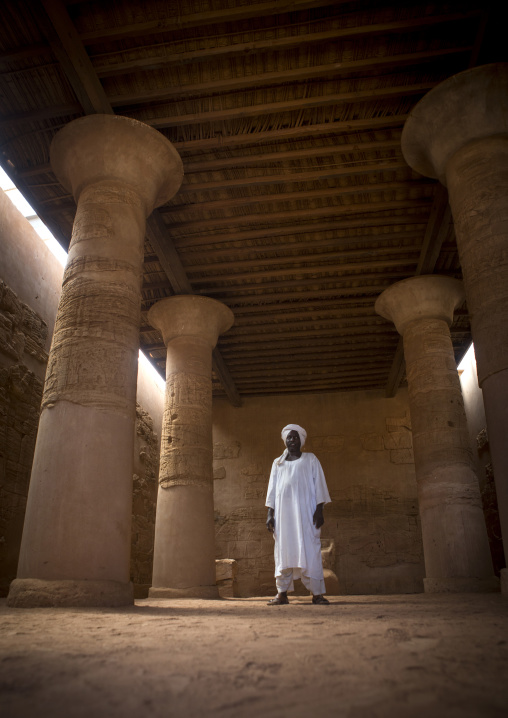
(1, 593, 507, 718)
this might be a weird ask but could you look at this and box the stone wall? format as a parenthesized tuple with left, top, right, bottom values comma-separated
(212, 389, 425, 596)
(131, 403, 160, 596)
(0, 281, 48, 595)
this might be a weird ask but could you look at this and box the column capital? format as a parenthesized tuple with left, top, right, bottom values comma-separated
(401, 63, 508, 183)
(375, 275, 464, 335)
(50, 114, 183, 212)
(148, 295, 234, 349)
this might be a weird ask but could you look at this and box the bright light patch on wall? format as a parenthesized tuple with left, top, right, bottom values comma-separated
(1, 166, 162, 387)
(458, 342, 475, 373)
(138, 349, 165, 391)
(0, 166, 67, 266)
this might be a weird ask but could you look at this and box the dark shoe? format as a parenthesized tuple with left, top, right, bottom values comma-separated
(267, 594, 289, 605)
(312, 595, 330, 605)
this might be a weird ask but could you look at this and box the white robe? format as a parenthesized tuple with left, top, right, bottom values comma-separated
(265, 452, 331, 581)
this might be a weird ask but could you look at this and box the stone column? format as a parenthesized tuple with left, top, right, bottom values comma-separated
(401, 63, 508, 594)
(376, 275, 497, 592)
(148, 295, 234, 599)
(7, 115, 183, 607)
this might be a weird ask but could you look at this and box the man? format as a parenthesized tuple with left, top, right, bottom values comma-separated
(265, 424, 331, 605)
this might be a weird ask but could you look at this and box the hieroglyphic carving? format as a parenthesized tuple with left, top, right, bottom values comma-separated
(159, 372, 213, 487)
(390, 449, 415, 464)
(70, 206, 113, 245)
(383, 431, 412, 451)
(213, 441, 241, 459)
(42, 275, 140, 413)
(81, 181, 144, 209)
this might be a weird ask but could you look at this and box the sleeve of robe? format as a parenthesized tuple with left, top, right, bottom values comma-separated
(265, 459, 278, 509)
(311, 454, 331, 505)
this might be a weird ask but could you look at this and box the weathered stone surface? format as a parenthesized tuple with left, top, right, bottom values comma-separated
(309, 435, 345, 452)
(130, 403, 159, 594)
(402, 63, 508, 595)
(213, 441, 241, 460)
(476, 428, 489, 451)
(0, 282, 47, 596)
(7, 577, 133, 607)
(383, 431, 412, 451)
(361, 433, 384, 451)
(376, 275, 496, 592)
(11, 114, 183, 608)
(215, 558, 238, 582)
(390, 449, 415, 464)
(149, 296, 233, 598)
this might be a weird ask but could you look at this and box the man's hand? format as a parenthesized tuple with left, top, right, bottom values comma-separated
(313, 503, 324, 529)
(266, 507, 275, 533)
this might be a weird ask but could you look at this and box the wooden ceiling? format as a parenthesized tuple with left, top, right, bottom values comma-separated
(0, 0, 503, 404)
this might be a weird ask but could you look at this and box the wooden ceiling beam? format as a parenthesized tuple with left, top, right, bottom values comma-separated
(225, 354, 395, 370)
(151, 229, 423, 264)
(196, 270, 413, 296)
(228, 319, 387, 340)
(182, 236, 424, 264)
(169, 199, 432, 233)
(145, 268, 412, 296)
(78, 0, 344, 45)
(188, 255, 420, 285)
(137, 82, 435, 127)
(92, 11, 481, 77)
(0, 43, 51, 64)
(234, 308, 380, 327)
(142, 282, 396, 309)
(174, 215, 429, 250)
(183, 138, 403, 172)
(10, 117, 407, 177)
(177, 161, 411, 195)
(230, 297, 377, 316)
(39, 0, 113, 115)
(219, 340, 398, 360)
(232, 367, 389, 384)
(184, 243, 422, 275)
(165, 180, 430, 215)
(224, 345, 392, 371)
(236, 379, 385, 394)
(111, 48, 469, 105)
(15, 137, 402, 179)
(220, 326, 395, 345)
(156, 117, 410, 149)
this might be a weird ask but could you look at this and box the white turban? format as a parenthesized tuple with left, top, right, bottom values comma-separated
(276, 424, 307, 465)
(281, 424, 307, 448)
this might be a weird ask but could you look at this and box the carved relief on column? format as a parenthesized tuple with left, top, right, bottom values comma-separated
(401, 63, 508, 594)
(376, 275, 497, 592)
(148, 295, 234, 598)
(8, 115, 183, 608)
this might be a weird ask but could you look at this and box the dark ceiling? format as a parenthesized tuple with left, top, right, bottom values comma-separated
(0, 0, 504, 405)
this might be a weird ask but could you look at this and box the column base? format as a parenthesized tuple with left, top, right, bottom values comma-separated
(7, 578, 133, 607)
(424, 576, 500, 593)
(149, 585, 220, 599)
(501, 569, 508, 598)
